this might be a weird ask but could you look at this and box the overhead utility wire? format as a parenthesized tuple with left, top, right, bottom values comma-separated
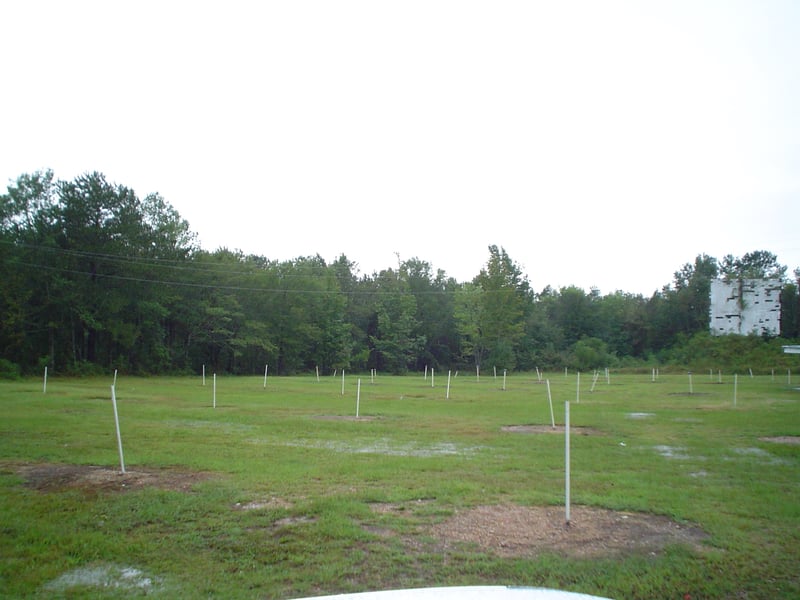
(8, 259, 490, 296)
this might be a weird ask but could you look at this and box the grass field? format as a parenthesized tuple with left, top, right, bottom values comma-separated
(1, 370, 798, 599)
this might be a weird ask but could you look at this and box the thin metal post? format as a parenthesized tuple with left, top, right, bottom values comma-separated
(111, 385, 126, 474)
(565, 400, 571, 526)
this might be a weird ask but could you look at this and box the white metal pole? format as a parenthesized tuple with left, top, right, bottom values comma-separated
(341, 370, 345, 396)
(424, 365, 428, 381)
(113, 369, 118, 387)
(476, 365, 480, 382)
(565, 400, 571, 526)
(213, 373, 216, 408)
(356, 378, 361, 418)
(111, 385, 126, 474)
(494, 366, 497, 380)
(547, 379, 555, 429)
(502, 369, 507, 391)
(431, 369, 435, 388)
(446, 370, 452, 399)
(316, 365, 320, 382)
(43, 366, 47, 394)
(689, 372, 693, 395)
(202, 364, 205, 386)
(734, 373, 738, 407)
(264, 364, 268, 389)
(652, 367, 655, 383)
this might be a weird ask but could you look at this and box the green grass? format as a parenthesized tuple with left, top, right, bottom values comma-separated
(1, 371, 799, 598)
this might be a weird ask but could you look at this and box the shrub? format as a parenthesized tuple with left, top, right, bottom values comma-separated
(0, 359, 21, 380)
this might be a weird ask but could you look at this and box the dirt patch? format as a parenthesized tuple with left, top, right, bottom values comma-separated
(3, 462, 211, 494)
(760, 436, 800, 445)
(429, 504, 708, 558)
(373, 502, 707, 559)
(501, 424, 601, 435)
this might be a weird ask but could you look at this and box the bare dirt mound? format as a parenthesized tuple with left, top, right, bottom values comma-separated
(4, 462, 211, 493)
(431, 504, 708, 558)
(373, 502, 708, 559)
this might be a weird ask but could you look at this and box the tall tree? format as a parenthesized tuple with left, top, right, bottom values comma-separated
(519, 286, 564, 370)
(473, 246, 530, 370)
(720, 251, 786, 281)
(672, 253, 718, 333)
(0, 171, 59, 368)
(401, 257, 459, 370)
(780, 269, 799, 338)
(454, 282, 484, 368)
(549, 286, 597, 347)
(369, 269, 425, 373)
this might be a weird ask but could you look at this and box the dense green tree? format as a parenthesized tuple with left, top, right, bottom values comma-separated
(453, 282, 484, 369)
(594, 291, 649, 358)
(780, 272, 799, 338)
(331, 255, 372, 370)
(473, 245, 530, 370)
(548, 286, 597, 347)
(572, 336, 611, 371)
(0, 171, 199, 373)
(401, 257, 459, 371)
(369, 269, 425, 374)
(672, 253, 718, 333)
(720, 250, 786, 282)
(518, 286, 565, 370)
(0, 171, 59, 368)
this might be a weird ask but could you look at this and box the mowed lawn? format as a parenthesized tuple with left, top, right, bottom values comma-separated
(1, 371, 798, 599)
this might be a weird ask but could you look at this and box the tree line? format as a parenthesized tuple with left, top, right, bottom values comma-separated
(1, 171, 798, 377)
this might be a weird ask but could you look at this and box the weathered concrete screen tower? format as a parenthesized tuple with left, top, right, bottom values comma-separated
(709, 279, 781, 336)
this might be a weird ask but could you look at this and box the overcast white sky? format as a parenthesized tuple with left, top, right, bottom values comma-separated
(2, 1, 798, 295)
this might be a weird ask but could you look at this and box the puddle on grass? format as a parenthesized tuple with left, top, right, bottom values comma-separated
(298, 438, 483, 457)
(234, 497, 293, 511)
(653, 445, 690, 459)
(251, 437, 483, 458)
(733, 447, 772, 457)
(655, 444, 788, 466)
(729, 447, 788, 465)
(43, 564, 164, 593)
(760, 436, 800, 445)
(166, 419, 255, 433)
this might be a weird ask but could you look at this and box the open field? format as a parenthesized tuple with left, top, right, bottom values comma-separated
(1, 371, 799, 599)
